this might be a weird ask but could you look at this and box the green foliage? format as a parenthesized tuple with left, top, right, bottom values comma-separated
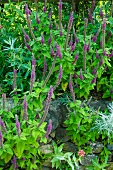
(65, 100, 99, 147)
(51, 141, 80, 170)
(92, 102, 113, 143)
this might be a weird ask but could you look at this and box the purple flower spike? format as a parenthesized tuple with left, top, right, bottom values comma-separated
(69, 11, 74, 27)
(80, 69, 84, 80)
(45, 119, 52, 139)
(100, 7, 103, 19)
(25, 4, 31, 16)
(49, 21, 52, 30)
(23, 95, 28, 121)
(58, 0, 62, 10)
(50, 46, 54, 56)
(25, 42, 32, 51)
(43, 5, 46, 13)
(74, 73, 78, 79)
(0, 117, 7, 133)
(102, 18, 106, 31)
(12, 156, 18, 170)
(43, 56, 47, 79)
(70, 43, 76, 52)
(15, 115, 21, 137)
(48, 8, 52, 18)
(36, 15, 40, 24)
(110, 89, 113, 94)
(103, 50, 106, 56)
(58, 65, 63, 80)
(84, 43, 87, 52)
(0, 131, 3, 148)
(92, 35, 97, 42)
(56, 44, 62, 59)
(87, 42, 90, 52)
(92, 68, 96, 75)
(47, 86, 53, 105)
(96, 50, 99, 59)
(32, 55, 36, 66)
(91, 77, 96, 84)
(41, 33, 44, 45)
(99, 59, 103, 66)
(73, 53, 79, 64)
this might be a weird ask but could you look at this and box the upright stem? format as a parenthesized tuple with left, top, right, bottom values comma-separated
(42, 55, 56, 88)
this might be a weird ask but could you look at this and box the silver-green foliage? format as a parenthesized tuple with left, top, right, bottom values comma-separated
(92, 102, 113, 140)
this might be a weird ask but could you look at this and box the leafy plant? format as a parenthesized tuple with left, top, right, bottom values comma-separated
(51, 140, 85, 170)
(92, 102, 113, 143)
(65, 100, 99, 147)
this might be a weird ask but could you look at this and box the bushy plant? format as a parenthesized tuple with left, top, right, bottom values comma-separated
(92, 102, 113, 143)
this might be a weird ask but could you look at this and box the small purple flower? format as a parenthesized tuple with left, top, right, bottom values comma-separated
(110, 89, 113, 94)
(0, 117, 7, 133)
(36, 15, 40, 24)
(99, 59, 103, 66)
(92, 0, 95, 11)
(48, 8, 52, 18)
(23, 95, 28, 121)
(75, 37, 79, 44)
(100, 7, 103, 19)
(0, 131, 3, 148)
(45, 119, 52, 139)
(69, 11, 74, 27)
(102, 18, 106, 31)
(50, 46, 54, 56)
(69, 40, 73, 47)
(56, 44, 62, 59)
(58, 65, 63, 80)
(92, 35, 97, 42)
(84, 43, 87, 52)
(91, 77, 96, 84)
(48, 32, 52, 46)
(12, 156, 18, 170)
(43, 5, 46, 13)
(25, 42, 32, 51)
(69, 74, 76, 102)
(92, 68, 96, 75)
(15, 115, 21, 137)
(49, 21, 52, 30)
(96, 50, 99, 59)
(43, 56, 47, 78)
(58, 0, 62, 10)
(32, 55, 36, 66)
(41, 33, 44, 45)
(25, 4, 31, 16)
(60, 30, 63, 36)
(73, 53, 79, 64)
(103, 50, 106, 56)
(70, 43, 76, 52)
(80, 69, 84, 80)
(74, 73, 78, 79)
(46, 86, 53, 106)
(2, 93, 6, 110)
(87, 41, 90, 52)
(22, 28, 30, 42)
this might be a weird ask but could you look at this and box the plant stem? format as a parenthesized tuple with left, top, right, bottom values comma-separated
(42, 55, 56, 88)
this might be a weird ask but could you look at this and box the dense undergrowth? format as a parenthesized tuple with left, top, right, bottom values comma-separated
(0, 0, 113, 169)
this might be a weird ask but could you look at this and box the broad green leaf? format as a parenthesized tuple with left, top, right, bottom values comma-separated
(4, 153, 12, 163)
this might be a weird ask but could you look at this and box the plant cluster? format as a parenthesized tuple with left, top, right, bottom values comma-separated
(0, 0, 113, 169)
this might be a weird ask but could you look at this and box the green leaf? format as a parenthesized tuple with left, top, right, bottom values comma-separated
(15, 141, 25, 158)
(4, 153, 12, 163)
